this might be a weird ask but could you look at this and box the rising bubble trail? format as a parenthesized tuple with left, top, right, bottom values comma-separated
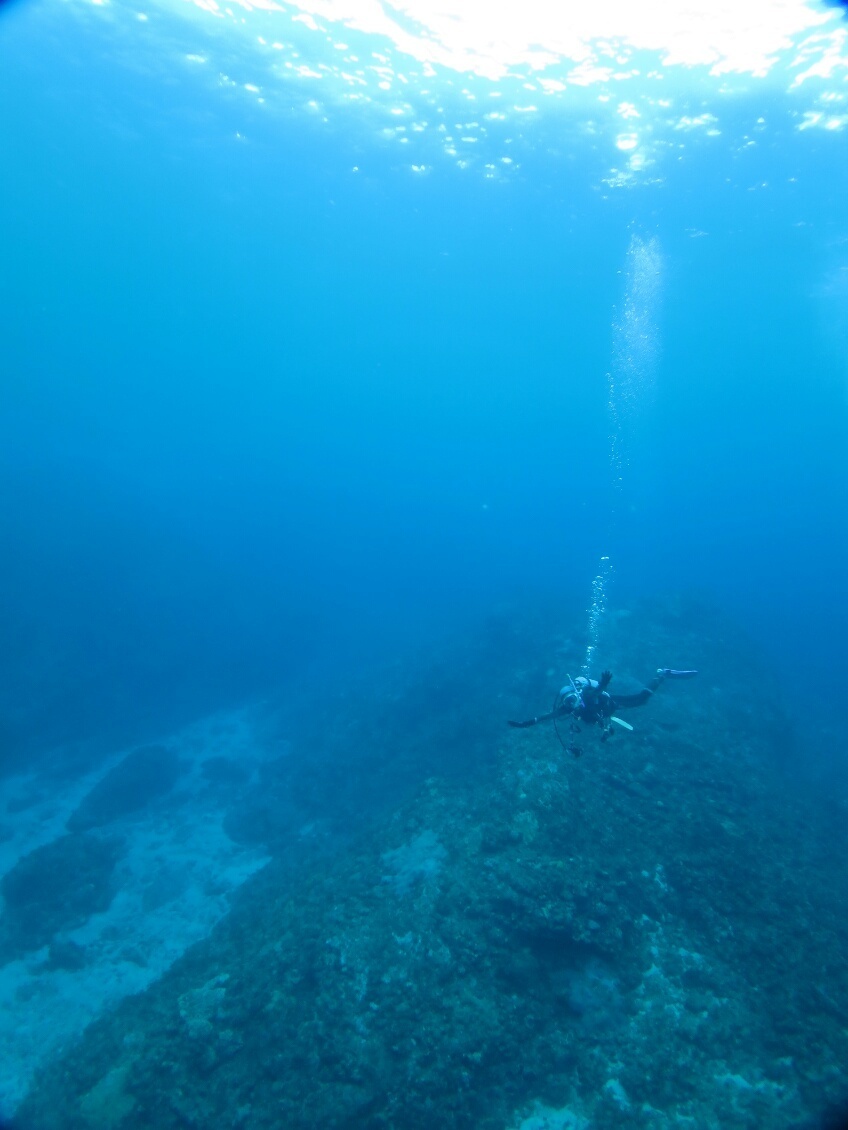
(583, 234, 663, 667)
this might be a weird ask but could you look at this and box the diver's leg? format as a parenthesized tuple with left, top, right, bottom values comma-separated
(611, 689, 653, 710)
(612, 668, 697, 711)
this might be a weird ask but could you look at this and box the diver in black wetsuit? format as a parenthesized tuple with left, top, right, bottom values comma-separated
(508, 668, 697, 756)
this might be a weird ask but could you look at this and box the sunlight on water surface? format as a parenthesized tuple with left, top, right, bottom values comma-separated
(62, 0, 848, 182)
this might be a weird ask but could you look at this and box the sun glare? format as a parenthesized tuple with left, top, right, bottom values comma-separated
(88, 0, 848, 179)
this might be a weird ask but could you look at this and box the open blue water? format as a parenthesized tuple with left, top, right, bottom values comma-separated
(2, 0, 846, 759)
(1, 0, 847, 1122)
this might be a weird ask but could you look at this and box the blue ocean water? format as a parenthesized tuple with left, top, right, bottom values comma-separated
(1, 0, 848, 1123)
(2, 0, 847, 757)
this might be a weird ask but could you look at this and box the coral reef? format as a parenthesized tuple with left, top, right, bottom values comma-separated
(12, 600, 848, 1128)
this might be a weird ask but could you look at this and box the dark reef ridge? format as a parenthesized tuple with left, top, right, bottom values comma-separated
(67, 745, 182, 832)
(0, 833, 123, 964)
(13, 600, 848, 1129)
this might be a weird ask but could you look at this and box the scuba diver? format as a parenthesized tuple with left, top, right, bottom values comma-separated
(508, 668, 698, 756)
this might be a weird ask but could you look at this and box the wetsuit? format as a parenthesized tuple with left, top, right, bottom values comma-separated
(507, 668, 693, 729)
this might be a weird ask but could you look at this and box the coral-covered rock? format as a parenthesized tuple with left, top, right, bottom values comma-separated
(13, 602, 848, 1129)
(0, 833, 123, 961)
(68, 745, 182, 832)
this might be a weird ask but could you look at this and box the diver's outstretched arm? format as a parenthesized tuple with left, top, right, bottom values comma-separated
(507, 699, 576, 728)
(508, 710, 556, 728)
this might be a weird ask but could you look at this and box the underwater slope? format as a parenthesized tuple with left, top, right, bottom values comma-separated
(0, 711, 280, 1114)
(13, 600, 848, 1129)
